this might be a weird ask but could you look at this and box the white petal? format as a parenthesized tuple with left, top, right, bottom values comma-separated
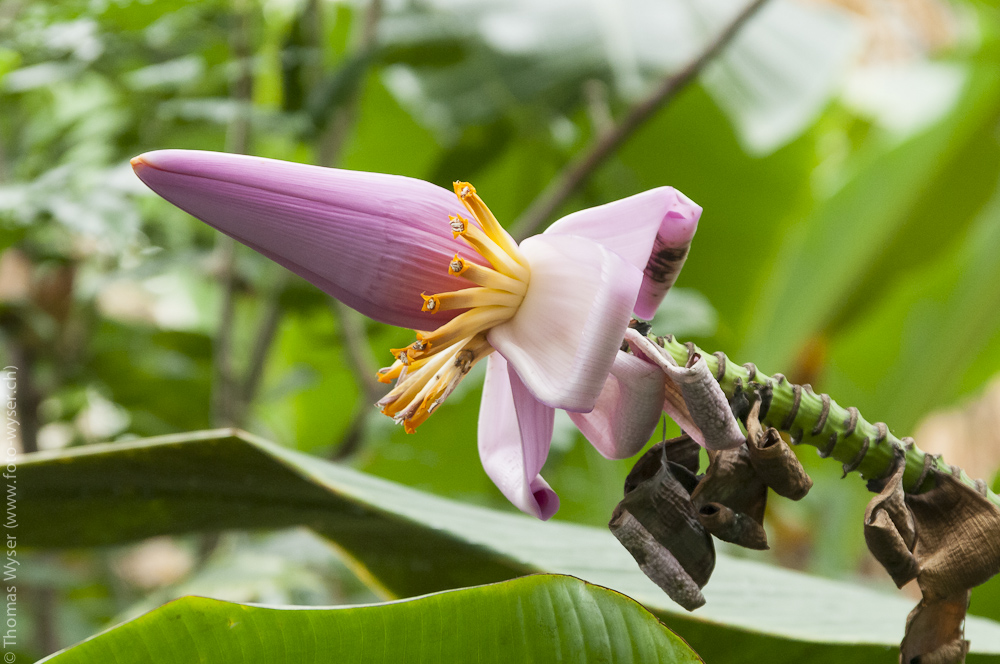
(488, 234, 642, 412)
(478, 354, 559, 520)
(569, 351, 666, 460)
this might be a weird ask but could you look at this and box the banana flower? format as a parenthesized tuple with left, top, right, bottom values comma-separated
(132, 150, 700, 519)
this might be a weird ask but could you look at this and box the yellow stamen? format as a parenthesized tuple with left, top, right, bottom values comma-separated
(411, 339, 491, 415)
(389, 335, 434, 362)
(381, 334, 493, 432)
(402, 411, 430, 434)
(377, 361, 404, 384)
(379, 344, 458, 415)
(413, 305, 513, 360)
(388, 348, 412, 365)
(453, 216, 530, 282)
(453, 181, 528, 269)
(376, 181, 530, 432)
(423, 287, 523, 313)
(449, 254, 526, 295)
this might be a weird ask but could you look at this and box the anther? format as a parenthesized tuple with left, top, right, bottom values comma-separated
(421, 294, 440, 313)
(456, 349, 475, 371)
(449, 255, 466, 275)
(449, 215, 467, 237)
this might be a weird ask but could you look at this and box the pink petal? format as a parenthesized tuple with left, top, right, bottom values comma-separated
(569, 351, 666, 459)
(478, 354, 559, 520)
(132, 150, 480, 330)
(487, 234, 642, 412)
(545, 187, 701, 320)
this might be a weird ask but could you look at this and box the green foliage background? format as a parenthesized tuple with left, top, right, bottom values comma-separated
(5, 0, 1000, 660)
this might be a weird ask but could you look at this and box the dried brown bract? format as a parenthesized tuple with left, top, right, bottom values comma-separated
(864, 460, 919, 588)
(609, 437, 714, 611)
(901, 591, 971, 664)
(745, 401, 813, 501)
(625, 329, 745, 451)
(690, 443, 769, 550)
(864, 459, 1000, 663)
(611, 396, 820, 606)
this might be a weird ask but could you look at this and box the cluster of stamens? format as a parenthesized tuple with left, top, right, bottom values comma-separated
(376, 182, 531, 433)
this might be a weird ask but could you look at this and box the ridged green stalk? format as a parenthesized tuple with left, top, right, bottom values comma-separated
(652, 334, 1000, 508)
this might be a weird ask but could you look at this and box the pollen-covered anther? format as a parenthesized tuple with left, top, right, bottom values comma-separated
(421, 288, 523, 318)
(450, 182, 529, 280)
(390, 344, 420, 364)
(378, 333, 493, 433)
(376, 182, 531, 431)
(421, 293, 440, 313)
(449, 215, 467, 238)
(455, 348, 476, 373)
(449, 255, 467, 276)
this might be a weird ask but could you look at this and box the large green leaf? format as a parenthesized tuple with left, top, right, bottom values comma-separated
(40, 575, 700, 664)
(824, 176, 1000, 432)
(22, 430, 1000, 662)
(740, 45, 1000, 372)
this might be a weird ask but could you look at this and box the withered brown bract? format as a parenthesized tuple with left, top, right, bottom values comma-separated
(610, 438, 714, 611)
(745, 402, 813, 501)
(690, 444, 769, 550)
(864, 460, 1000, 663)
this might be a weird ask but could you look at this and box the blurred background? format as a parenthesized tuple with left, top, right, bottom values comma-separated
(4, 0, 1000, 658)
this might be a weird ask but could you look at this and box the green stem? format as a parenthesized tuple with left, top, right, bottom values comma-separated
(652, 334, 1000, 508)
